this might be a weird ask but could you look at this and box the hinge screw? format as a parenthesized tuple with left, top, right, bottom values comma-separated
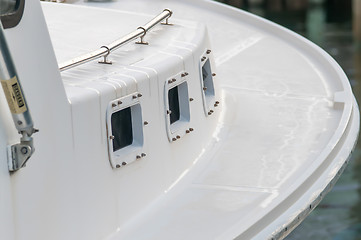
(21, 147, 28, 155)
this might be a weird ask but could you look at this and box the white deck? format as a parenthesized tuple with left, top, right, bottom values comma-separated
(44, 1, 359, 238)
(0, 1, 357, 240)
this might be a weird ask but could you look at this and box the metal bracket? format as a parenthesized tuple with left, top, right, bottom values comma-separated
(98, 46, 112, 65)
(161, 9, 173, 25)
(7, 131, 36, 172)
(8, 144, 31, 171)
(135, 27, 149, 45)
(8, 132, 35, 172)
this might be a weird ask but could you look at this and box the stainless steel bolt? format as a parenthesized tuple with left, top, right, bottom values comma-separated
(21, 147, 28, 155)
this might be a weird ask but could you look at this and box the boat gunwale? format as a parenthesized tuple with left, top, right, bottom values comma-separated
(41, 1, 360, 239)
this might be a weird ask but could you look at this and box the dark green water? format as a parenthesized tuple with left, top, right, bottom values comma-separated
(216, 0, 361, 239)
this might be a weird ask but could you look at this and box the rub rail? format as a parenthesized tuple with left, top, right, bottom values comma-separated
(59, 9, 172, 72)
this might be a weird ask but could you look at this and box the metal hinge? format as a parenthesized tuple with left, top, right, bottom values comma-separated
(7, 132, 36, 172)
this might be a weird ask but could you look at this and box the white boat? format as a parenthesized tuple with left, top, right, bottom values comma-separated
(0, 0, 359, 239)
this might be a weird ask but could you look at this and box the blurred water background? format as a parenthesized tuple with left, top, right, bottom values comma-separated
(215, 0, 361, 239)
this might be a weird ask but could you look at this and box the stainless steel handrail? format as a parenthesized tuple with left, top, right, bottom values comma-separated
(59, 9, 172, 72)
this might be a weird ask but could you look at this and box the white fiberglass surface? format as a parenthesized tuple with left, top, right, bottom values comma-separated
(39, 1, 358, 239)
(196, 89, 340, 189)
(113, 188, 271, 240)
